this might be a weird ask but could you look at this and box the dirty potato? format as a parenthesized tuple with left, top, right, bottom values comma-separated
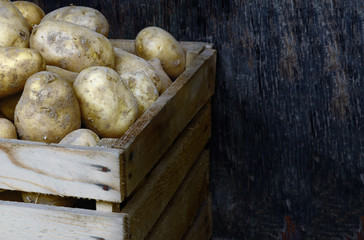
(13, 1, 45, 30)
(14, 71, 81, 143)
(30, 20, 115, 73)
(0, 47, 46, 98)
(46, 65, 78, 85)
(0, 118, 17, 139)
(21, 192, 76, 207)
(114, 47, 163, 93)
(59, 128, 100, 147)
(0, 0, 30, 47)
(148, 57, 172, 93)
(73, 66, 138, 138)
(41, 6, 109, 36)
(135, 26, 186, 79)
(0, 92, 21, 121)
(119, 71, 159, 116)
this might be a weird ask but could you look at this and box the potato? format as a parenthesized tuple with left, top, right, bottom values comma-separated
(135, 26, 186, 79)
(114, 47, 163, 93)
(148, 57, 172, 93)
(30, 20, 115, 73)
(13, 1, 45, 30)
(46, 65, 78, 85)
(73, 66, 138, 138)
(0, 0, 29, 47)
(0, 92, 21, 121)
(41, 6, 109, 37)
(21, 192, 76, 207)
(119, 71, 159, 116)
(59, 128, 100, 147)
(14, 71, 81, 143)
(0, 47, 46, 98)
(0, 118, 17, 139)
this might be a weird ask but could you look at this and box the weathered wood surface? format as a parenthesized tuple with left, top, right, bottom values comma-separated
(121, 103, 211, 240)
(183, 195, 213, 240)
(0, 200, 128, 240)
(0, 139, 121, 202)
(146, 150, 209, 240)
(26, 0, 364, 239)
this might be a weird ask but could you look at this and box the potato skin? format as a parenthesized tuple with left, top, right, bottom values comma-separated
(14, 71, 81, 143)
(0, 92, 21, 121)
(120, 71, 159, 116)
(0, 47, 46, 98)
(0, 0, 29, 47)
(135, 26, 186, 79)
(46, 65, 78, 85)
(30, 20, 115, 73)
(73, 66, 138, 138)
(114, 47, 163, 94)
(13, 1, 45, 30)
(21, 192, 76, 207)
(41, 6, 109, 37)
(0, 118, 17, 139)
(148, 58, 172, 93)
(59, 128, 100, 147)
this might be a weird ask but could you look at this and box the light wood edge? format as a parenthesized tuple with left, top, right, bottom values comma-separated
(183, 194, 213, 240)
(117, 48, 216, 197)
(0, 139, 123, 202)
(0, 200, 129, 240)
(146, 150, 210, 240)
(120, 103, 212, 240)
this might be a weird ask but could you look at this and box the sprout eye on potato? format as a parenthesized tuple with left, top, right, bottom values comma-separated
(135, 26, 186, 79)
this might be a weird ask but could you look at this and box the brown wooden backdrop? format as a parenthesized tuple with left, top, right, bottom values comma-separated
(30, 0, 364, 239)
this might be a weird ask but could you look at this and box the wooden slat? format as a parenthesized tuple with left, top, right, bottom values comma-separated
(121, 102, 212, 240)
(146, 150, 210, 240)
(0, 139, 122, 202)
(183, 195, 213, 240)
(116, 48, 216, 198)
(0, 200, 128, 240)
(110, 39, 209, 55)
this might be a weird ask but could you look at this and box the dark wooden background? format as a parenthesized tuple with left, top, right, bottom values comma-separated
(31, 0, 364, 239)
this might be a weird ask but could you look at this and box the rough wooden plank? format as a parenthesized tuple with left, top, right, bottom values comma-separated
(0, 139, 122, 202)
(183, 195, 213, 240)
(0, 200, 128, 240)
(117, 48, 216, 197)
(121, 102, 212, 240)
(146, 150, 209, 240)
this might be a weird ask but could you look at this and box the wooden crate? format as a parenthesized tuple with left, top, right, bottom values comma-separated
(0, 40, 216, 240)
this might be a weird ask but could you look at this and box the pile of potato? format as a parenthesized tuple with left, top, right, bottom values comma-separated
(0, 0, 187, 206)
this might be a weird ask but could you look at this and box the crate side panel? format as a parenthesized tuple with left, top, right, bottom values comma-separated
(0, 140, 122, 202)
(146, 150, 210, 240)
(121, 103, 212, 240)
(0, 200, 128, 240)
(118, 48, 216, 197)
(182, 195, 213, 240)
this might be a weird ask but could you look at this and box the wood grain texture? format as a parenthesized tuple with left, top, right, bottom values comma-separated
(121, 103, 211, 240)
(146, 150, 209, 240)
(0, 139, 121, 202)
(0, 200, 128, 240)
(116, 48, 215, 197)
(183, 195, 213, 240)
